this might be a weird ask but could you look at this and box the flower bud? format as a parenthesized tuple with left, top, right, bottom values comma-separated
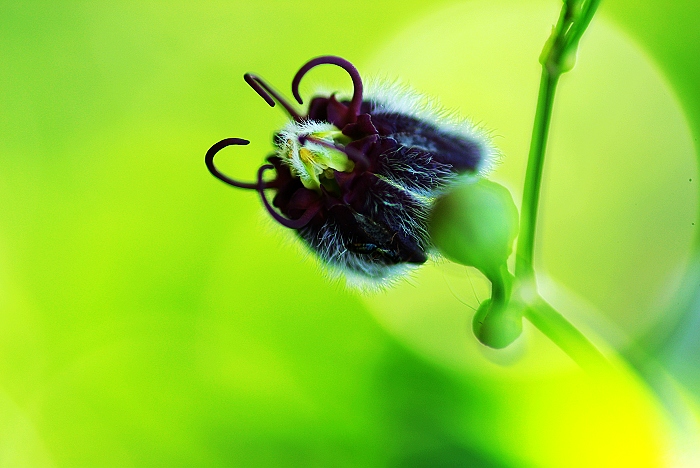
(428, 178, 519, 279)
(472, 297, 524, 349)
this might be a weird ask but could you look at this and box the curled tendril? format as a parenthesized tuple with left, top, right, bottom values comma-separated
(205, 138, 273, 190)
(256, 164, 321, 229)
(207, 56, 368, 231)
(298, 135, 370, 172)
(244, 73, 303, 121)
(291, 55, 364, 122)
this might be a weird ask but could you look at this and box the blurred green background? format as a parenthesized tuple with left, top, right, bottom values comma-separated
(1, 0, 699, 466)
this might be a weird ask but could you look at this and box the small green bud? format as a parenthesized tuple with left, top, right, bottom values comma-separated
(472, 297, 524, 349)
(429, 179, 519, 279)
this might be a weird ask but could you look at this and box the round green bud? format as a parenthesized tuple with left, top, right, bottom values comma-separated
(472, 298, 524, 349)
(429, 178, 519, 279)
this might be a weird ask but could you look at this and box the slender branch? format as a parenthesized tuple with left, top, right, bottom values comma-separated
(514, 0, 601, 281)
(525, 297, 610, 372)
(515, 70, 559, 280)
(511, 1, 605, 371)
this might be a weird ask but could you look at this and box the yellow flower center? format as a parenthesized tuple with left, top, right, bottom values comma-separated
(284, 132, 354, 191)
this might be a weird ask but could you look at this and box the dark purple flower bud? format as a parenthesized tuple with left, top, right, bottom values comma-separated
(206, 56, 497, 288)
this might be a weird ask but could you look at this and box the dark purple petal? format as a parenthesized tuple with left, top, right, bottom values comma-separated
(287, 187, 320, 211)
(369, 111, 484, 172)
(306, 97, 330, 121)
(342, 114, 378, 140)
(326, 95, 353, 128)
(374, 142, 455, 193)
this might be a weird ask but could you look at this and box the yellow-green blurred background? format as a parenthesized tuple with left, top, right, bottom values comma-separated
(2, 0, 700, 466)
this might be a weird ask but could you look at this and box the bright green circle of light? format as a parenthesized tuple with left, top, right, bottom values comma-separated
(360, 0, 697, 374)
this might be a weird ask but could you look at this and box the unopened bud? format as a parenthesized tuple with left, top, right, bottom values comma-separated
(429, 179, 519, 279)
(472, 297, 524, 349)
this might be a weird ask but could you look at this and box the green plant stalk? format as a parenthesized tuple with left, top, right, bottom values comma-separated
(512, 0, 604, 366)
(525, 298, 609, 371)
(515, 69, 559, 281)
(515, 0, 601, 280)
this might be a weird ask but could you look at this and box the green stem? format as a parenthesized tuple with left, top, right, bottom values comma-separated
(487, 264, 513, 305)
(514, 0, 601, 281)
(511, 0, 604, 369)
(515, 69, 559, 281)
(525, 297, 609, 371)
(466, 1, 606, 366)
